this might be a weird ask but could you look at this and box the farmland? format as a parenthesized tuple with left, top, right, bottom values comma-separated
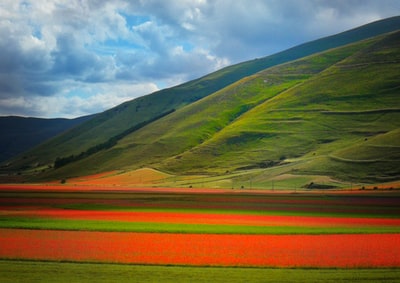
(0, 184, 399, 281)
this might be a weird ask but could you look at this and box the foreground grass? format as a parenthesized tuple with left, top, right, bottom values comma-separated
(55, 203, 400, 219)
(1, 260, 399, 283)
(1, 217, 399, 234)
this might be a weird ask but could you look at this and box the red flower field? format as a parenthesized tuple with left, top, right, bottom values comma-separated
(1, 184, 399, 269)
(0, 229, 399, 267)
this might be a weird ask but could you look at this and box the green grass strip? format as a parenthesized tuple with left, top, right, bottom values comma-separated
(1, 217, 399, 234)
(55, 203, 400, 219)
(1, 260, 400, 283)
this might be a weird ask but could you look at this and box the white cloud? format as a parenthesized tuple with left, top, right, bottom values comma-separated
(0, 0, 399, 118)
(0, 82, 159, 118)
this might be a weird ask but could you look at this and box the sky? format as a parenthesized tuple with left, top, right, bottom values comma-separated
(1, 0, 400, 118)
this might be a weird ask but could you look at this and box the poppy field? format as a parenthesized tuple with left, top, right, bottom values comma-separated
(1, 229, 400, 267)
(0, 184, 399, 281)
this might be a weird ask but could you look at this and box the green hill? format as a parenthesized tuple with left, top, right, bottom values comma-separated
(0, 115, 93, 163)
(33, 30, 400, 186)
(4, 17, 400, 168)
(2, 17, 400, 187)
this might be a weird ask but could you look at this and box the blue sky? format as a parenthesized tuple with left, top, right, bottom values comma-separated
(1, 0, 400, 118)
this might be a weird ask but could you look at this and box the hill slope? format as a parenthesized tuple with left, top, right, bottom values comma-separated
(179, 31, 400, 183)
(3, 16, 400, 175)
(36, 30, 400, 184)
(0, 115, 93, 163)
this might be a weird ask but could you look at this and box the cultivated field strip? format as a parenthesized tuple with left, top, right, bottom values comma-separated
(0, 185, 399, 269)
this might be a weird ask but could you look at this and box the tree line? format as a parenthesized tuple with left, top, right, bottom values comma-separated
(54, 109, 175, 169)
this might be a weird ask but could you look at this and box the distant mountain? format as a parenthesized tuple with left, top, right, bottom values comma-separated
(2, 16, 400, 185)
(0, 115, 94, 163)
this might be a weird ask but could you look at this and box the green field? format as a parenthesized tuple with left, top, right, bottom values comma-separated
(1, 260, 400, 283)
(1, 217, 399, 234)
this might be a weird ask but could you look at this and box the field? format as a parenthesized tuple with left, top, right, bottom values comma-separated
(0, 184, 400, 282)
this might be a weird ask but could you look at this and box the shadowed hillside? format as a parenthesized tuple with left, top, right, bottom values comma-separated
(0, 115, 94, 163)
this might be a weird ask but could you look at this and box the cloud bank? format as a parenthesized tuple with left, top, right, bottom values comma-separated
(1, 0, 399, 118)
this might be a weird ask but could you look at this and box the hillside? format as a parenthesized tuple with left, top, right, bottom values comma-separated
(2, 17, 400, 187)
(0, 115, 94, 163)
(3, 16, 400, 176)
(32, 30, 400, 186)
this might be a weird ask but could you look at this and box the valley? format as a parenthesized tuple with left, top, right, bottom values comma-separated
(1, 16, 400, 282)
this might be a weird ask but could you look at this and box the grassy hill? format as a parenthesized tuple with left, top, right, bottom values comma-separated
(32, 30, 400, 187)
(3, 16, 400, 174)
(2, 17, 400, 187)
(0, 115, 93, 163)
